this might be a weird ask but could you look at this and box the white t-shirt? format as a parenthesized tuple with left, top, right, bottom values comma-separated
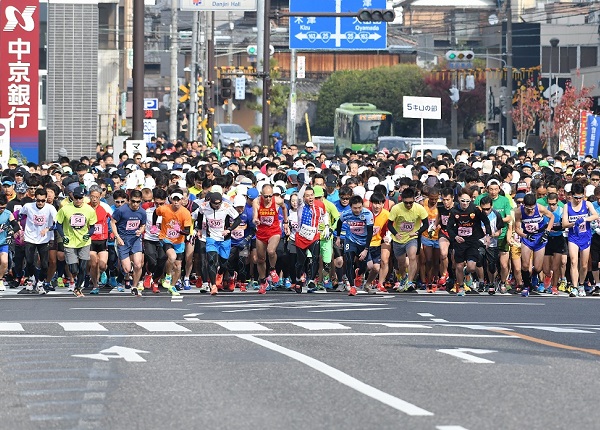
(19, 203, 57, 244)
(199, 200, 239, 241)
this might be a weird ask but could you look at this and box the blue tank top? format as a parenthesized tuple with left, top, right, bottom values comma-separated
(546, 205, 564, 237)
(567, 201, 591, 242)
(520, 204, 546, 235)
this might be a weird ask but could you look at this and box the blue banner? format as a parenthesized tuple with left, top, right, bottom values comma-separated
(585, 114, 600, 158)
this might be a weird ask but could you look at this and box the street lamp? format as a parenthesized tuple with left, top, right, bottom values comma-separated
(549, 37, 559, 152)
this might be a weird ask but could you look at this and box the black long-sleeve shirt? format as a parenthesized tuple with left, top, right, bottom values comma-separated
(447, 203, 491, 244)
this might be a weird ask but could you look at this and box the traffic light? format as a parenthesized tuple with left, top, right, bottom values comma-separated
(449, 87, 460, 104)
(220, 78, 232, 99)
(264, 77, 272, 101)
(357, 9, 395, 22)
(246, 45, 257, 56)
(445, 50, 475, 61)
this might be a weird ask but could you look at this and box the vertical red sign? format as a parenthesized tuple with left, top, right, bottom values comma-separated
(0, 0, 39, 163)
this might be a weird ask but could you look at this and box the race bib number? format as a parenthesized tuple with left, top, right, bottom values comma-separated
(524, 223, 538, 233)
(299, 224, 317, 240)
(350, 225, 365, 235)
(33, 215, 46, 226)
(373, 226, 381, 235)
(400, 222, 414, 232)
(579, 220, 587, 233)
(208, 218, 223, 229)
(231, 229, 244, 239)
(94, 223, 103, 235)
(261, 215, 274, 226)
(126, 220, 140, 231)
(166, 228, 179, 239)
(441, 215, 449, 226)
(458, 226, 472, 236)
(70, 214, 86, 228)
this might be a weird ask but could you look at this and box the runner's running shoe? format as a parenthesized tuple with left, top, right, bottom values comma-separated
(36, 281, 46, 295)
(354, 269, 363, 288)
(376, 283, 388, 293)
(521, 287, 529, 297)
(216, 273, 223, 289)
(210, 285, 218, 296)
(57, 277, 65, 288)
(558, 278, 567, 292)
(269, 270, 280, 284)
(152, 282, 160, 294)
(0, 279, 7, 292)
(438, 272, 448, 286)
(578, 286, 586, 297)
(258, 279, 268, 294)
(90, 287, 100, 295)
(183, 278, 191, 290)
(543, 275, 552, 290)
(143, 274, 152, 289)
(551, 286, 559, 295)
(284, 278, 292, 289)
(239, 282, 247, 293)
(168, 286, 180, 296)
(457, 287, 465, 296)
(323, 276, 332, 290)
(348, 286, 357, 296)
(73, 288, 84, 298)
(162, 275, 172, 289)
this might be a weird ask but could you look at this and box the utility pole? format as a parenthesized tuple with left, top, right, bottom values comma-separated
(288, 49, 297, 146)
(189, 11, 199, 141)
(168, 0, 178, 143)
(256, 0, 264, 130)
(132, 0, 144, 140)
(206, 12, 216, 150)
(261, 0, 272, 149)
(505, 0, 513, 147)
(227, 11, 234, 124)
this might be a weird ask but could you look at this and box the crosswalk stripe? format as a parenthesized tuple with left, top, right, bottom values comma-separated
(135, 322, 190, 332)
(377, 323, 432, 329)
(0, 323, 24, 331)
(59, 323, 108, 332)
(290, 322, 350, 331)
(215, 322, 272, 331)
(516, 326, 594, 334)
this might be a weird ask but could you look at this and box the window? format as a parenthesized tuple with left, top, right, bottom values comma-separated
(581, 46, 598, 68)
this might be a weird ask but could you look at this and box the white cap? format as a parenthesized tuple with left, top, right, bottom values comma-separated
(293, 160, 305, 169)
(564, 183, 572, 193)
(233, 194, 246, 207)
(516, 141, 526, 149)
(586, 184, 595, 197)
(274, 180, 286, 191)
(83, 173, 95, 189)
(364, 191, 373, 202)
(472, 161, 483, 170)
(358, 166, 368, 175)
(305, 141, 314, 148)
(367, 176, 379, 191)
(144, 177, 156, 189)
(353, 185, 366, 199)
(210, 185, 223, 194)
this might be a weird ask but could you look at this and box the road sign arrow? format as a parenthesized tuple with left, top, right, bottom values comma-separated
(101, 346, 150, 362)
(437, 348, 497, 364)
(73, 346, 150, 363)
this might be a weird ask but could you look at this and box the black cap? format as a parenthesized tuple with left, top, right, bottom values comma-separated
(325, 174, 337, 187)
(73, 186, 86, 198)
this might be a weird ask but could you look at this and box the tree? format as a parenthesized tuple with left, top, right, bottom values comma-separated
(246, 59, 290, 139)
(551, 80, 593, 154)
(511, 81, 550, 144)
(314, 64, 427, 136)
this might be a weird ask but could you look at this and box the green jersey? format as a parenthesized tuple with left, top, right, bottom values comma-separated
(56, 202, 97, 248)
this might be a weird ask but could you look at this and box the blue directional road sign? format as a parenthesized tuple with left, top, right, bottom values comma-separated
(289, 0, 388, 50)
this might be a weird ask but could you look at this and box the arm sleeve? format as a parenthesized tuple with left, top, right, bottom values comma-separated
(417, 217, 429, 237)
(364, 225, 373, 247)
(10, 219, 20, 232)
(87, 225, 95, 236)
(335, 216, 343, 236)
(229, 216, 242, 231)
(387, 220, 398, 236)
(447, 212, 457, 242)
(56, 223, 64, 238)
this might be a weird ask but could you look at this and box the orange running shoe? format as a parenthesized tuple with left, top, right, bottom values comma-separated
(210, 285, 218, 296)
(348, 286, 357, 296)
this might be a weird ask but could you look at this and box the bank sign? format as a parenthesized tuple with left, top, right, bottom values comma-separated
(0, 0, 39, 163)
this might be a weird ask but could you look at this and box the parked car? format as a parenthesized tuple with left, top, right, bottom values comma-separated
(214, 123, 253, 147)
(487, 145, 519, 156)
(377, 136, 411, 153)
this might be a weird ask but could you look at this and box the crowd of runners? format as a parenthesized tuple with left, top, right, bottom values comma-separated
(0, 139, 599, 299)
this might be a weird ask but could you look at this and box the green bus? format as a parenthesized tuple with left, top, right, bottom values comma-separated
(334, 103, 393, 155)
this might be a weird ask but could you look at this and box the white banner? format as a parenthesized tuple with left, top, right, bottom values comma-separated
(235, 76, 246, 100)
(0, 119, 10, 169)
(143, 119, 157, 145)
(179, 0, 257, 11)
(403, 96, 442, 120)
(125, 140, 147, 159)
(297, 56, 306, 79)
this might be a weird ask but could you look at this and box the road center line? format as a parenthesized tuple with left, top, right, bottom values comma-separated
(492, 329, 600, 357)
(237, 334, 434, 416)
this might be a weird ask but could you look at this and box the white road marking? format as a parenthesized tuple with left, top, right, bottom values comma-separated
(308, 307, 394, 313)
(437, 426, 470, 430)
(238, 334, 434, 416)
(215, 321, 272, 331)
(135, 322, 190, 332)
(59, 323, 108, 332)
(70, 308, 189, 311)
(375, 323, 432, 329)
(222, 308, 269, 313)
(290, 322, 350, 330)
(185, 318, 200, 321)
(418, 313, 434, 317)
(0, 333, 516, 339)
(437, 348, 497, 364)
(0, 323, 24, 331)
(409, 300, 544, 306)
(450, 324, 513, 331)
(516, 326, 594, 334)
(431, 318, 449, 323)
(183, 313, 203, 317)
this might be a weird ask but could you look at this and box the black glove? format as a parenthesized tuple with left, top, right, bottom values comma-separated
(63, 236, 69, 245)
(82, 234, 90, 241)
(526, 233, 535, 242)
(540, 231, 549, 243)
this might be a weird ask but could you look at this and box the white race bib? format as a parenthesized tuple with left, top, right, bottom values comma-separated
(298, 224, 317, 240)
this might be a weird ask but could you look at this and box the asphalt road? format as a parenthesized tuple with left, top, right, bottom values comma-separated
(1, 289, 599, 430)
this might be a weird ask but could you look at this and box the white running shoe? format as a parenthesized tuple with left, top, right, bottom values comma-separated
(0, 280, 5, 291)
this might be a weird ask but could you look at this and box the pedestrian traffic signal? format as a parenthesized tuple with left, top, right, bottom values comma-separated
(445, 50, 475, 61)
(220, 78, 232, 99)
(246, 45, 257, 56)
(356, 9, 395, 22)
(449, 87, 460, 103)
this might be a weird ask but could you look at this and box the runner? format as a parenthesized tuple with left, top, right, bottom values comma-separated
(437, 187, 455, 289)
(364, 192, 390, 293)
(142, 188, 167, 294)
(252, 184, 290, 294)
(19, 189, 57, 294)
(55, 186, 97, 297)
(0, 194, 21, 292)
(155, 188, 193, 296)
(111, 189, 146, 296)
(87, 185, 112, 294)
